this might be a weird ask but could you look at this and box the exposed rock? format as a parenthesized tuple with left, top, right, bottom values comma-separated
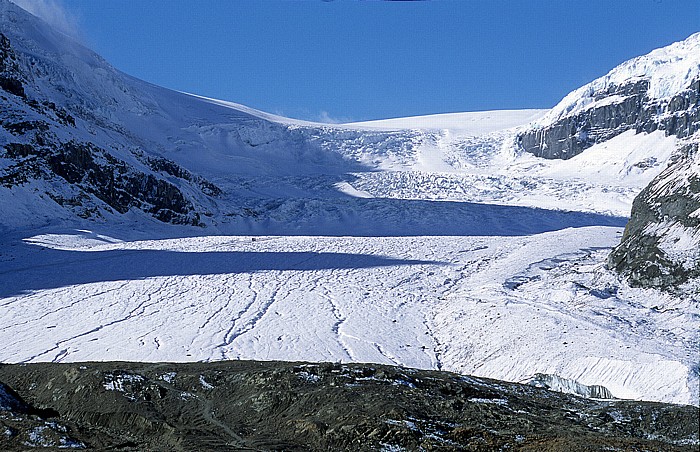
(141, 154, 222, 197)
(0, 139, 206, 226)
(0, 32, 25, 98)
(517, 33, 700, 160)
(515, 33, 700, 291)
(0, 381, 83, 449)
(608, 142, 700, 289)
(0, 361, 697, 451)
(49, 142, 200, 224)
(0, 31, 218, 227)
(518, 78, 699, 160)
(1, 119, 49, 135)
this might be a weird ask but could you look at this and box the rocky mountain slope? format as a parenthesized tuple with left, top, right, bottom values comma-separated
(517, 33, 699, 160)
(0, 0, 398, 231)
(0, 360, 697, 451)
(517, 33, 700, 291)
(608, 141, 700, 290)
(0, 21, 219, 227)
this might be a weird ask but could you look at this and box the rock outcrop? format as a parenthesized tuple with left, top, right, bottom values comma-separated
(0, 32, 25, 98)
(0, 381, 83, 449)
(516, 33, 700, 291)
(518, 78, 699, 159)
(517, 32, 699, 160)
(0, 31, 219, 226)
(608, 142, 700, 289)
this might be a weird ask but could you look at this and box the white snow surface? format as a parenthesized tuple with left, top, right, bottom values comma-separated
(346, 110, 547, 133)
(0, 0, 698, 406)
(1, 228, 697, 406)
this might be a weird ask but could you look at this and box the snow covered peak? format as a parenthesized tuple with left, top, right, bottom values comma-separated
(1, 0, 100, 67)
(538, 32, 700, 127)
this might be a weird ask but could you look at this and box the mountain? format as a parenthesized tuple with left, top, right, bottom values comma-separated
(517, 33, 699, 160)
(607, 140, 700, 291)
(515, 32, 700, 292)
(0, 0, 669, 233)
(0, 0, 698, 413)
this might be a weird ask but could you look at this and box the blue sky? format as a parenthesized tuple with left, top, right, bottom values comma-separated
(15, 0, 700, 122)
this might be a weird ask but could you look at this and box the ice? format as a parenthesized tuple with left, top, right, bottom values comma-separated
(0, 228, 696, 405)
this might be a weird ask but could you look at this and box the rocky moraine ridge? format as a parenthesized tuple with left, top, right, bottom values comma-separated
(0, 361, 697, 451)
(518, 33, 700, 291)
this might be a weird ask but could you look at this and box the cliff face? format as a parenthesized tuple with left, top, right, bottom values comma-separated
(517, 32, 700, 161)
(608, 142, 700, 290)
(518, 78, 699, 159)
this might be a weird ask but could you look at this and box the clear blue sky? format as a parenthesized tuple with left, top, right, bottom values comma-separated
(22, 0, 700, 122)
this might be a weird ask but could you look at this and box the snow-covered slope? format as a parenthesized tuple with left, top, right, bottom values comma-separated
(515, 31, 700, 294)
(0, 0, 697, 406)
(540, 32, 700, 126)
(346, 109, 546, 133)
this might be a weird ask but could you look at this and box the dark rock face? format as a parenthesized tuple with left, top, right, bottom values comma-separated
(517, 41, 700, 291)
(518, 78, 700, 160)
(51, 142, 202, 225)
(0, 139, 207, 226)
(0, 381, 82, 449)
(0, 32, 25, 98)
(141, 154, 222, 198)
(0, 361, 697, 451)
(608, 142, 700, 289)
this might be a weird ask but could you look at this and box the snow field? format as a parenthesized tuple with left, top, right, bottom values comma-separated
(0, 227, 696, 405)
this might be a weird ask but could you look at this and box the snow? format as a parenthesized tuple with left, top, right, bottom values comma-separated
(346, 110, 547, 133)
(646, 221, 700, 271)
(158, 372, 176, 383)
(102, 373, 145, 392)
(0, 228, 697, 405)
(0, 0, 698, 408)
(199, 375, 214, 390)
(468, 398, 508, 405)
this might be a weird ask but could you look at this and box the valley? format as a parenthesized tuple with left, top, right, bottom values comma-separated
(0, 4, 698, 448)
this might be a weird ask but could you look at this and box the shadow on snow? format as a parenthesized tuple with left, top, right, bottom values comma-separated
(0, 248, 439, 298)
(223, 197, 629, 237)
(0, 199, 628, 298)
